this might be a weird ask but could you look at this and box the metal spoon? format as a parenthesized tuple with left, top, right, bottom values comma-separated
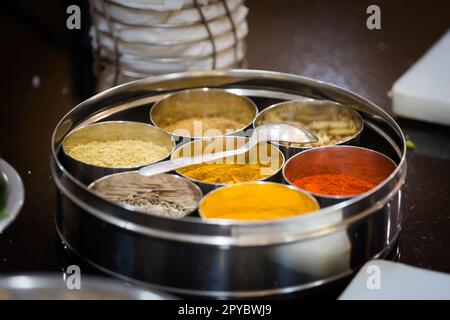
(138, 123, 317, 177)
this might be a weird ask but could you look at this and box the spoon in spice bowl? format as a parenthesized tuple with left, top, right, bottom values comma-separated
(139, 123, 317, 177)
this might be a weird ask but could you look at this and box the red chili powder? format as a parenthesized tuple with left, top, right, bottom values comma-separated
(294, 173, 377, 197)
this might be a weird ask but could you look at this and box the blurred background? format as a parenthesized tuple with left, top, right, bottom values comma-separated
(0, 0, 449, 277)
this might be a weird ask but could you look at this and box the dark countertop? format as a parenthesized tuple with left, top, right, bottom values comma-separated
(1, 0, 449, 281)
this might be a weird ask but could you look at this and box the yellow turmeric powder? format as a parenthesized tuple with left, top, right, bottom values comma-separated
(199, 183, 319, 221)
(173, 137, 283, 184)
(177, 163, 275, 184)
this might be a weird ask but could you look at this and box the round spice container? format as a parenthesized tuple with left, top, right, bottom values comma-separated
(88, 172, 202, 219)
(150, 88, 257, 141)
(62, 121, 175, 184)
(171, 136, 285, 194)
(283, 146, 397, 206)
(199, 182, 319, 221)
(254, 99, 363, 158)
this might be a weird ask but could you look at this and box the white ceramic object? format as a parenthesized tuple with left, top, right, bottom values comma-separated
(340, 260, 450, 300)
(94, 0, 243, 26)
(98, 40, 246, 73)
(92, 4, 248, 43)
(90, 0, 248, 90)
(106, 0, 209, 11)
(92, 20, 248, 57)
(392, 29, 450, 126)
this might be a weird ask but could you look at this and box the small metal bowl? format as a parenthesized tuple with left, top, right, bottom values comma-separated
(150, 88, 258, 142)
(88, 172, 202, 219)
(0, 274, 174, 300)
(198, 181, 320, 222)
(283, 146, 397, 207)
(62, 121, 175, 184)
(254, 99, 364, 159)
(0, 159, 24, 233)
(171, 136, 285, 194)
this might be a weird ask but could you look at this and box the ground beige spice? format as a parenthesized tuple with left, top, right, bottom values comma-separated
(163, 117, 245, 137)
(67, 139, 170, 168)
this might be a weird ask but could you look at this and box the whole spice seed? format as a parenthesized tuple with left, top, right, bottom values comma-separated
(67, 139, 170, 168)
(260, 105, 361, 148)
(90, 173, 201, 219)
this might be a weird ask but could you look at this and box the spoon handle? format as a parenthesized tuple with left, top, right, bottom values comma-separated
(138, 159, 188, 176)
(138, 144, 251, 177)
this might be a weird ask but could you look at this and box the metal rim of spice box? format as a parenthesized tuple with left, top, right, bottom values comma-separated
(51, 69, 407, 298)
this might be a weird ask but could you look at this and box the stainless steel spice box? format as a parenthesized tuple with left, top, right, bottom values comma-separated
(51, 70, 406, 298)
